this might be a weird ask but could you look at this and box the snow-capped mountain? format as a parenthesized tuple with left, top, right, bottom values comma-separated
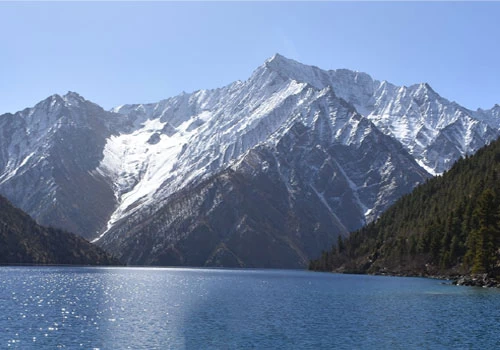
(0, 92, 130, 238)
(364, 83, 499, 175)
(475, 104, 500, 130)
(0, 54, 498, 267)
(98, 74, 429, 266)
(261, 55, 500, 175)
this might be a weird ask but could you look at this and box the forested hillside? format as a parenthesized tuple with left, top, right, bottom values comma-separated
(0, 195, 120, 265)
(310, 137, 500, 279)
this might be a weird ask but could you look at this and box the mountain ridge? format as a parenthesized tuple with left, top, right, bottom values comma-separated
(0, 54, 498, 267)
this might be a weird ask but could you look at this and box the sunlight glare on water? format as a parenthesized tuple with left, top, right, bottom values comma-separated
(1, 267, 500, 349)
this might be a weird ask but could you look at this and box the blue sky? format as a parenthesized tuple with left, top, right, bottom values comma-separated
(1, 1, 499, 114)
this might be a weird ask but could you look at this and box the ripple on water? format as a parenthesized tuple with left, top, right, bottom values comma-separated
(1, 267, 500, 349)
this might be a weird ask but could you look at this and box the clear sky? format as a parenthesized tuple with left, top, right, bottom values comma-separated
(1, 1, 499, 114)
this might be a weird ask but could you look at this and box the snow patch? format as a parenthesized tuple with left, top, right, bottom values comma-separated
(0, 152, 36, 185)
(416, 159, 439, 176)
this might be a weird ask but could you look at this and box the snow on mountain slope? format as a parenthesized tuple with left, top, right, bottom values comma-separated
(256, 55, 499, 175)
(475, 104, 500, 130)
(1, 54, 498, 267)
(0, 92, 128, 238)
(364, 83, 499, 174)
(98, 80, 428, 267)
(94, 54, 499, 243)
(95, 57, 386, 240)
(96, 70, 311, 238)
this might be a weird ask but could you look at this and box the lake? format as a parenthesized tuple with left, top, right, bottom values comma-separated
(1, 267, 499, 349)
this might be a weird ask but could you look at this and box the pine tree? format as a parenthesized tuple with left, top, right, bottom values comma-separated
(468, 189, 499, 274)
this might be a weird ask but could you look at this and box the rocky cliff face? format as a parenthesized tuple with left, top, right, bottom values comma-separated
(99, 93, 428, 267)
(0, 93, 123, 238)
(0, 54, 498, 267)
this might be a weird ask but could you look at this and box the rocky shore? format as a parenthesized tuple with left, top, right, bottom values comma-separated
(451, 274, 500, 288)
(369, 271, 500, 288)
(332, 266, 500, 288)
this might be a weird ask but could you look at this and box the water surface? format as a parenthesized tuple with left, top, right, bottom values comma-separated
(1, 267, 499, 349)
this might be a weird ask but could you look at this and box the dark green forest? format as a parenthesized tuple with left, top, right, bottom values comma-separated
(0, 195, 120, 265)
(310, 137, 500, 279)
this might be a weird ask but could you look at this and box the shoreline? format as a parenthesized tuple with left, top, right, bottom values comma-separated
(449, 274, 500, 288)
(330, 267, 500, 288)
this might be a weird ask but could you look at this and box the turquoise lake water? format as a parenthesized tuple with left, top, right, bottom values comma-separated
(1, 267, 499, 349)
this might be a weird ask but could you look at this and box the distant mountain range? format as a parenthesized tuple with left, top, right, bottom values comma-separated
(1, 54, 498, 267)
(0, 194, 119, 265)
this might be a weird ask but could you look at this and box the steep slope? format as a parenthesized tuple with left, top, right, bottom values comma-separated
(365, 83, 498, 175)
(1, 54, 498, 268)
(309, 137, 500, 277)
(97, 55, 430, 238)
(475, 104, 500, 130)
(261, 55, 499, 175)
(98, 57, 318, 233)
(99, 103, 427, 267)
(95, 58, 428, 267)
(0, 92, 131, 239)
(0, 195, 119, 265)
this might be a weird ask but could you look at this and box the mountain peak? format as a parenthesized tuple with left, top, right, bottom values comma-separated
(264, 53, 306, 74)
(62, 91, 86, 105)
(261, 54, 376, 95)
(266, 53, 290, 64)
(29, 92, 89, 114)
(411, 82, 439, 100)
(261, 54, 330, 90)
(422, 82, 434, 91)
(64, 91, 82, 98)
